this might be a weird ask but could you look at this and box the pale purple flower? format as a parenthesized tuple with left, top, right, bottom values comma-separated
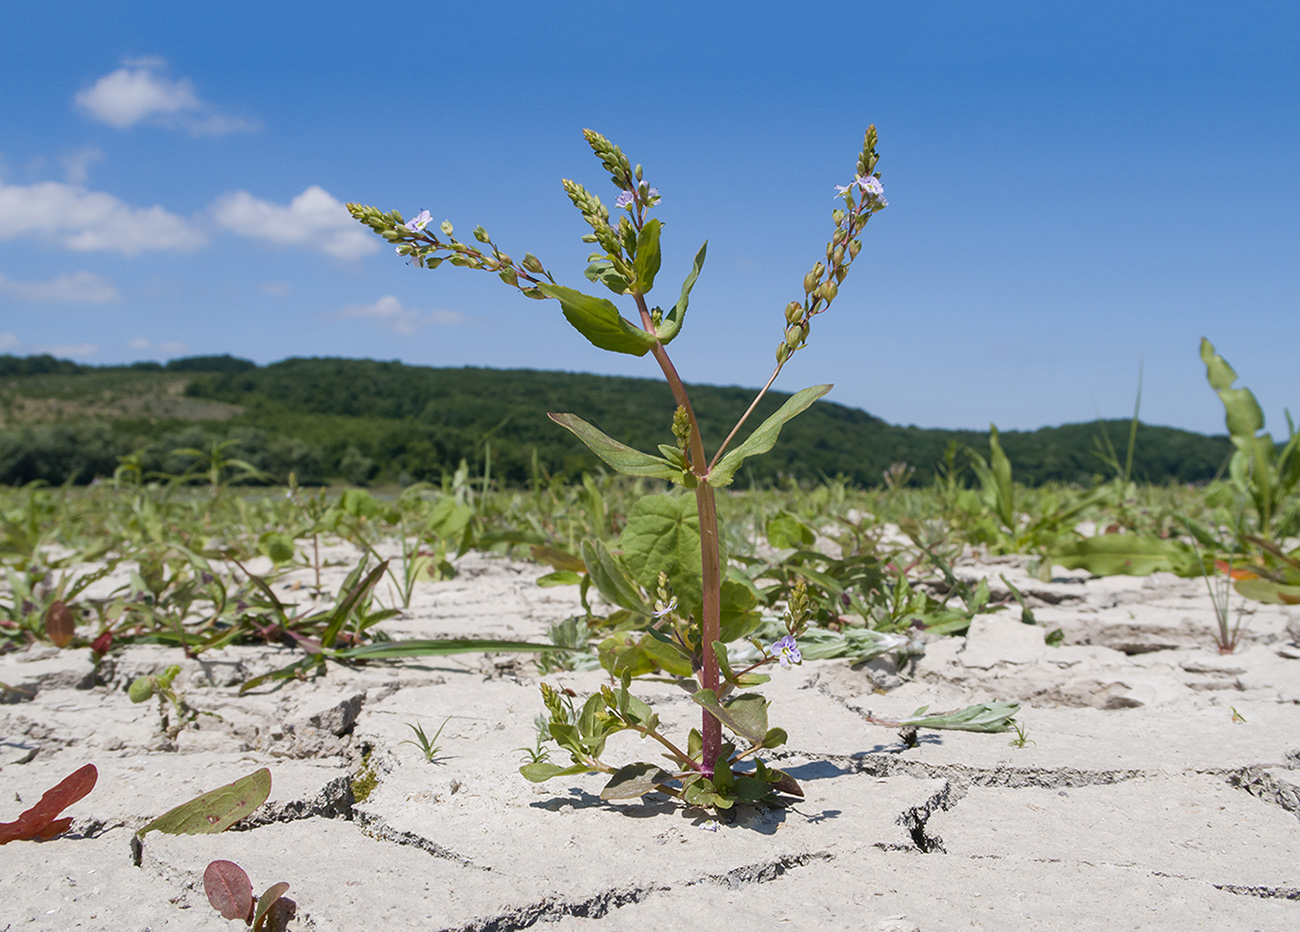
(404, 209, 432, 232)
(615, 187, 659, 210)
(652, 596, 678, 619)
(834, 175, 886, 205)
(769, 635, 802, 668)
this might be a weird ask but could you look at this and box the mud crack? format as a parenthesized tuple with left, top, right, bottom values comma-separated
(1213, 882, 1300, 901)
(439, 852, 832, 932)
(781, 748, 1147, 788)
(883, 780, 964, 853)
(353, 811, 487, 870)
(1226, 765, 1300, 819)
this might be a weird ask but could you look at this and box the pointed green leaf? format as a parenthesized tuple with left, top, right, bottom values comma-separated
(253, 882, 290, 930)
(1200, 337, 1238, 391)
(656, 241, 706, 345)
(138, 768, 271, 837)
(330, 638, 563, 660)
(537, 283, 656, 356)
(1052, 534, 1196, 577)
(600, 762, 673, 800)
(632, 218, 663, 293)
(708, 385, 833, 488)
(549, 413, 684, 481)
(520, 762, 590, 783)
(584, 258, 630, 295)
(581, 538, 652, 615)
(692, 689, 769, 745)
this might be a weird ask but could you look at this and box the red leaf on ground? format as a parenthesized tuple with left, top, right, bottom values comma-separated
(205, 860, 255, 922)
(0, 764, 98, 844)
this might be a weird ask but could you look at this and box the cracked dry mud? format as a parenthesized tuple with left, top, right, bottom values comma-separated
(2, 548, 1299, 931)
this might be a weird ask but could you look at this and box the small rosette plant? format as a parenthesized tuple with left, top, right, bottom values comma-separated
(348, 127, 887, 810)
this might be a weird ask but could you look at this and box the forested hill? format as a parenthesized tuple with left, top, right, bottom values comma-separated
(0, 353, 1232, 488)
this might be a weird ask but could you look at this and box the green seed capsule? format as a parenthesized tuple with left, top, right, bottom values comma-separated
(128, 676, 156, 703)
(785, 301, 804, 324)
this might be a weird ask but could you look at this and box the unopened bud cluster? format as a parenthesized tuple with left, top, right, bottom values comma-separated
(346, 203, 555, 299)
(774, 126, 886, 365)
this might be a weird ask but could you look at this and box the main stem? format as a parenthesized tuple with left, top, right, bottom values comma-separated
(636, 295, 724, 775)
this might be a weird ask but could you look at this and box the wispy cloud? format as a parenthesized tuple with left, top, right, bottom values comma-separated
(0, 270, 121, 303)
(60, 146, 103, 185)
(0, 332, 17, 351)
(128, 337, 189, 355)
(30, 342, 98, 359)
(75, 58, 259, 136)
(260, 281, 292, 296)
(331, 295, 463, 335)
(212, 186, 379, 260)
(0, 180, 205, 254)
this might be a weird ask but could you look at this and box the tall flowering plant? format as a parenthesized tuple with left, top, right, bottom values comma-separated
(348, 128, 887, 809)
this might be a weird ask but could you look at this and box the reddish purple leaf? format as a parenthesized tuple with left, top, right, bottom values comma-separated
(0, 763, 97, 845)
(45, 600, 75, 648)
(204, 860, 254, 923)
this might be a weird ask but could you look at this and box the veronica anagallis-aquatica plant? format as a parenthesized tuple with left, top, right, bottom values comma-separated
(348, 128, 888, 810)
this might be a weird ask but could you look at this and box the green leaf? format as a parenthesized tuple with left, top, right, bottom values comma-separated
(708, 385, 833, 488)
(257, 532, 296, 565)
(548, 413, 684, 481)
(1199, 337, 1238, 392)
(896, 701, 1020, 733)
(692, 690, 769, 745)
(618, 494, 702, 613)
(331, 638, 563, 660)
(581, 539, 652, 615)
(537, 283, 656, 356)
(252, 882, 290, 931)
(137, 768, 271, 838)
(656, 241, 706, 345)
(600, 762, 673, 800)
(765, 512, 815, 549)
(584, 258, 630, 295)
(519, 762, 590, 783)
(632, 219, 663, 293)
(761, 727, 788, 749)
(1234, 578, 1300, 605)
(1052, 534, 1195, 577)
(537, 570, 584, 587)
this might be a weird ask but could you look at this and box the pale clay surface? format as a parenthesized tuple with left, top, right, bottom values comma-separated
(2, 543, 1298, 931)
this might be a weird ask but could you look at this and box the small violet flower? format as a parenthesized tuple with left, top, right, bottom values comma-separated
(404, 209, 432, 233)
(769, 635, 802, 668)
(651, 596, 678, 619)
(834, 175, 886, 205)
(615, 187, 659, 210)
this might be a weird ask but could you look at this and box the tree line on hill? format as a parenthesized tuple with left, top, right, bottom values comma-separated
(0, 354, 1233, 488)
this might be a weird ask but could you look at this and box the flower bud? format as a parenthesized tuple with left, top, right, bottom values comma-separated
(785, 324, 804, 348)
(473, 225, 490, 244)
(826, 241, 834, 261)
(522, 253, 544, 273)
(784, 301, 803, 324)
(835, 266, 847, 283)
(499, 268, 518, 286)
(776, 343, 790, 364)
(803, 269, 819, 294)
(832, 244, 845, 266)
(832, 209, 846, 225)
(849, 239, 862, 259)
(832, 228, 846, 246)
(440, 220, 454, 236)
(820, 280, 838, 303)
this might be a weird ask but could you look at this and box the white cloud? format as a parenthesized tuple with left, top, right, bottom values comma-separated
(0, 332, 17, 350)
(75, 59, 258, 136)
(332, 295, 464, 335)
(260, 281, 292, 296)
(212, 186, 379, 260)
(0, 270, 121, 303)
(0, 180, 205, 255)
(31, 342, 98, 359)
(128, 337, 188, 355)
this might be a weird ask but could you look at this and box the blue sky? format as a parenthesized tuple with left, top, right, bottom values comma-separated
(2, 1, 1296, 436)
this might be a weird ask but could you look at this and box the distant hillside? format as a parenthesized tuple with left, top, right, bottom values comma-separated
(0, 354, 1233, 488)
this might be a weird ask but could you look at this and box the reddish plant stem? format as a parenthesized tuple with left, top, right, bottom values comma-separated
(635, 294, 723, 774)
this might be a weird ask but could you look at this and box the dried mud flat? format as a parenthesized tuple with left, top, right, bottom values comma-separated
(2, 546, 1299, 931)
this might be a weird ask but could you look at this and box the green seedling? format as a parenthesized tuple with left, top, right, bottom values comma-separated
(128, 663, 211, 737)
(204, 860, 295, 931)
(134, 767, 272, 864)
(1009, 721, 1035, 748)
(0, 764, 97, 844)
(400, 717, 450, 763)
